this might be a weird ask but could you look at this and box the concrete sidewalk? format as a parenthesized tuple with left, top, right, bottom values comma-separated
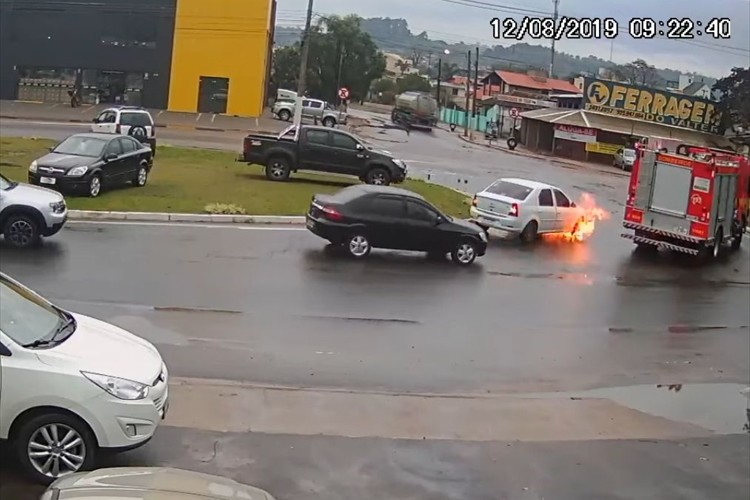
(0, 100, 285, 133)
(456, 133, 630, 178)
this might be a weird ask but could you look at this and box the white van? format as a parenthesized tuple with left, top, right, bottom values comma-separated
(0, 273, 169, 484)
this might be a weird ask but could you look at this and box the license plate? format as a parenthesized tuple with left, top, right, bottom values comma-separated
(40, 177, 55, 185)
(306, 219, 315, 229)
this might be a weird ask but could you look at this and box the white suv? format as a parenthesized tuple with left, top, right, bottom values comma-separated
(91, 106, 157, 156)
(0, 173, 67, 248)
(0, 273, 169, 484)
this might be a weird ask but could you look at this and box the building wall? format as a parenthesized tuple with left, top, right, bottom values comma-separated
(168, 0, 273, 116)
(0, 0, 177, 107)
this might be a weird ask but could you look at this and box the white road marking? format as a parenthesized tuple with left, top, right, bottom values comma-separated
(67, 220, 305, 230)
(211, 114, 216, 123)
(0, 119, 88, 127)
(196, 113, 202, 121)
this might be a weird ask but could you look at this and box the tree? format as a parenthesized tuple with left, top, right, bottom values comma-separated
(270, 46, 300, 92)
(410, 48, 424, 68)
(370, 77, 398, 104)
(272, 15, 386, 103)
(614, 59, 660, 87)
(396, 74, 431, 93)
(437, 61, 460, 80)
(395, 60, 411, 75)
(713, 67, 750, 134)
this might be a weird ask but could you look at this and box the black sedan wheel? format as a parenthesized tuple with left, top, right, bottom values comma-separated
(133, 165, 148, 187)
(365, 168, 391, 186)
(451, 240, 477, 265)
(3, 213, 40, 248)
(346, 233, 371, 259)
(88, 175, 102, 197)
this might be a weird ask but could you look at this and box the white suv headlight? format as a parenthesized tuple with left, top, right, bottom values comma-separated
(67, 166, 88, 176)
(82, 372, 149, 400)
(29, 160, 37, 172)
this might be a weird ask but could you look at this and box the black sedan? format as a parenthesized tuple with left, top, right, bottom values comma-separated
(306, 184, 488, 265)
(28, 133, 153, 197)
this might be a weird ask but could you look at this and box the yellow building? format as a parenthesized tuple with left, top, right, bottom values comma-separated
(168, 0, 276, 117)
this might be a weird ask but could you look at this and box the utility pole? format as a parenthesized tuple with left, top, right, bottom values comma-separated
(549, 0, 559, 77)
(463, 50, 471, 137)
(293, 0, 314, 128)
(335, 43, 345, 108)
(472, 46, 479, 118)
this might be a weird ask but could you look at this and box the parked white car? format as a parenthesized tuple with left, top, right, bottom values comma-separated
(470, 178, 585, 242)
(91, 106, 157, 155)
(0, 273, 168, 484)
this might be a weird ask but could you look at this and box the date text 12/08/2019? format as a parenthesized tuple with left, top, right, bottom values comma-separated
(491, 17, 732, 41)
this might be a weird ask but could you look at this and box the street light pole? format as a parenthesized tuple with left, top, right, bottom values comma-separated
(463, 49, 471, 137)
(293, 0, 314, 128)
(435, 49, 449, 113)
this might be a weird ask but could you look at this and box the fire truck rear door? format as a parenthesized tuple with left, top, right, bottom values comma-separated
(634, 150, 656, 210)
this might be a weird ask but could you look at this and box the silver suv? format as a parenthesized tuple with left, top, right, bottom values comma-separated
(272, 98, 347, 127)
(0, 174, 67, 248)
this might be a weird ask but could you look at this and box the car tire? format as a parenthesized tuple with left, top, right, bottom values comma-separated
(519, 220, 538, 243)
(15, 411, 97, 485)
(265, 157, 291, 181)
(451, 239, 478, 265)
(133, 165, 148, 187)
(88, 174, 102, 197)
(365, 167, 391, 186)
(128, 125, 148, 143)
(278, 110, 291, 121)
(345, 233, 371, 259)
(322, 117, 336, 127)
(3, 212, 41, 248)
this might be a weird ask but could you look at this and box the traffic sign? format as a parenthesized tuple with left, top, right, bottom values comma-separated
(338, 87, 349, 100)
(509, 107, 519, 118)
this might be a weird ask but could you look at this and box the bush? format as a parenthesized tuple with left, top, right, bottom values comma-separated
(204, 203, 246, 215)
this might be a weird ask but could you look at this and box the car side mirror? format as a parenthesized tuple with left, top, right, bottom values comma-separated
(434, 215, 444, 225)
(356, 144, 363, 150)
(48, 146, 55, 152)
(105, 153, 118, 161)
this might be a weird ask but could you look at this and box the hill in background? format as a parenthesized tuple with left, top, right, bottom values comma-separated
(274, 17, 714, 86)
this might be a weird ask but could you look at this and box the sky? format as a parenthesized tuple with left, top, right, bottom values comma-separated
(277, 0, 750, 77)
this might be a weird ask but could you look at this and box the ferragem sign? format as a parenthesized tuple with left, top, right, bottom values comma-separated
(583, 78, 723, 134)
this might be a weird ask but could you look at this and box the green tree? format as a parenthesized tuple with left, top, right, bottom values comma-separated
(271, 46, 300, 91)
(614, 59, 660, 87)
(396, 74, 431, 93)
(272, 15, 386, 103)
(713, 67, 750, 135)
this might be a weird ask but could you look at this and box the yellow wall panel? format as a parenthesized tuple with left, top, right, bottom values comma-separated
(169, 0, 273, 117)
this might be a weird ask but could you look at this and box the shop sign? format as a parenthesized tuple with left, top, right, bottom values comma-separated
(585, 142, 621, 155)
(583, 78, 724, 134)
(554, 124, 596, 143)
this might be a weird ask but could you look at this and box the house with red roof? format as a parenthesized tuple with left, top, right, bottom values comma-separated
(480, 70, 580, 97)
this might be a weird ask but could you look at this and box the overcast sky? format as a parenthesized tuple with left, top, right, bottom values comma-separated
(277, 0, 750, 77)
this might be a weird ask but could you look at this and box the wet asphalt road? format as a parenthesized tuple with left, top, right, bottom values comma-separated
(1, 118, 749, 499)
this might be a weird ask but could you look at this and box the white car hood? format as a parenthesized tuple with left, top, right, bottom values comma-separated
(13, 182, 64, 203)
(37, 313, 163, 385)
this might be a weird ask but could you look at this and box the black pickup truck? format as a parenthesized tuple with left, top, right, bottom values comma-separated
(238, 125, 407, 185)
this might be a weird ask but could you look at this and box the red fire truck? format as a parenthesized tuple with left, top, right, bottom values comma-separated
(622, 143, 749, 258)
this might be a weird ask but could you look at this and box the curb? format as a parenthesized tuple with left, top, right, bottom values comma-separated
(456, 135, 630, 177)
(68, 210, 306, 225)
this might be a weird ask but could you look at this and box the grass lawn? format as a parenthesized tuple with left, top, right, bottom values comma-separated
(0, 137, 470, 216)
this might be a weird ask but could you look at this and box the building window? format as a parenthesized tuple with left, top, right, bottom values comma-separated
(100, 36, 155, 49)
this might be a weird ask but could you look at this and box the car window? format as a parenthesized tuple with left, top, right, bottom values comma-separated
(0, 276, 65, 346)
(553, 189, 571, 207)
(623, 149, 636, 158)
(53, 136, 108, 157)
(538, 189, 554, 206)
(406, 200, 438, 222)
(305, 130, 329, 145)
(485, 180, 533, 200)
(105, 139, 123, 156)
(616, 148, 623, 155)
(118, 137, 137, 153)
(331, 132, 357, 150)
(302, 100, 311, 107)
(120, 112, 152, 127)
(309, 101, 323, 109)
(368, 196, 406, 217)
(96, 111, 116, 123)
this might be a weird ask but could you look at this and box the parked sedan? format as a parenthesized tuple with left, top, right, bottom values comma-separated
(470, 178, 584, 242)
(42, 467, 276, 499)
(613, 147, 637, 170)
(306, 184, 488, 265)
(28, 133, 153, 197)
(0, 273, 168, 484)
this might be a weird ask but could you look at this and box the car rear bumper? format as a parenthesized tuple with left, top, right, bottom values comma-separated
(470, 207, 523, 233)
(305, 214, 348, 242)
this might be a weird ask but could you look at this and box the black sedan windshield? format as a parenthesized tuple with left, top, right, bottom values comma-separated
(53, 136, 107, 157)
(0, 275, 69, 347)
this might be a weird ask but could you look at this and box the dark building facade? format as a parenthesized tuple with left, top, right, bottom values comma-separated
(0, 0, 177, 108)
(0, 0, 276, 116)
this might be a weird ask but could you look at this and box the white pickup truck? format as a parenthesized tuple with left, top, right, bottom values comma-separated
(272, 98, 347, 127)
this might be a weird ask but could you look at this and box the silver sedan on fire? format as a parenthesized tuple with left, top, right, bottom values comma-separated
(469, 178, 606, 242)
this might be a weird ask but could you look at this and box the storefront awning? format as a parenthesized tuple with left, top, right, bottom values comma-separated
(520, 108, 733, 148)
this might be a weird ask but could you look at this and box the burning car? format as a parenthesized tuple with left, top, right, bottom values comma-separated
(469, 178, 609, 243)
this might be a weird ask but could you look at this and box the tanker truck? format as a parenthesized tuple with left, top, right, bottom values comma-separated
(391, 91, 438, 130)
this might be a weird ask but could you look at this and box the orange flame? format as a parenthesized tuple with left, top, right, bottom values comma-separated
(556, 193, 610, 242)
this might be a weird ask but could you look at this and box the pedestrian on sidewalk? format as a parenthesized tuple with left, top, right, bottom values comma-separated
(68, 88, 80, 108)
